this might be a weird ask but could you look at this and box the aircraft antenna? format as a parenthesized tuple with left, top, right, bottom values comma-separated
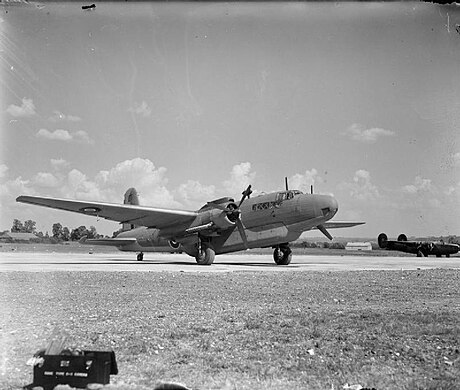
(285, 177, 289, 191)
(311, 185, 313, 194)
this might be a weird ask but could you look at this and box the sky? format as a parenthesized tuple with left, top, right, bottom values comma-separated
(1, 2, 459, 238)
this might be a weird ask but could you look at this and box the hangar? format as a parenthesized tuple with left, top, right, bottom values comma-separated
(345, 241, 372, 251)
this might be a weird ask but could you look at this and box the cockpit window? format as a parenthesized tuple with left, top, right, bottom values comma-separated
(276, 191, 300, 201)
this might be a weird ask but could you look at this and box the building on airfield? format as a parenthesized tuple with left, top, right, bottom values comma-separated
(345, 241, 372, 251)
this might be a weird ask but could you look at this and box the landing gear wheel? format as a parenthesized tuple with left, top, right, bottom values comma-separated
(446, 254, 450, 258)
(195, 246, 215, 265)
(137, 252, 144, 261)
(273, 246, 292, 265)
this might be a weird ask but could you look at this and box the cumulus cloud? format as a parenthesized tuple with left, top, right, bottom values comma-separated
(6, 98, 36, 117)
(73, 130, 94, 145)
(128, 101, 151, 117)
(339, 169, 380, 201)
(48, 110, 82, 122)
(93, 158, 179, 207)
(454, 152, 460, 167)
(402, 176, 433, 194)
(0, 164, 8, 179)
(50, 159, 70, 170)
(36, 129, 94, 144)
(222, 162, 256, 196)
(33, 172, 60, 188)
(37, 129, 72, 141)
(342, 123, 395, 143)
(288, 169, 321, 193)
(176, 180, 216, 206)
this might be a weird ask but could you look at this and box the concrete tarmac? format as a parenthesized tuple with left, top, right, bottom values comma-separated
(1, 251, 459, 272)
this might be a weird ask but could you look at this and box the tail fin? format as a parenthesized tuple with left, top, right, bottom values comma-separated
(122, 188, 139, 231)
(124, 187, 139, 205)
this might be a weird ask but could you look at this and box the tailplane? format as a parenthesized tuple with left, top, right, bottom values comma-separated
(122, 188, 139, 231)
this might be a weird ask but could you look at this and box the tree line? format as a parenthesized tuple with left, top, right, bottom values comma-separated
(8, 219, 104, 241)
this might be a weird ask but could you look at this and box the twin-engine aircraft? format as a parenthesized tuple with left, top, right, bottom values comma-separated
(378, 233, 459, 258)
(16, 183, 364, 265)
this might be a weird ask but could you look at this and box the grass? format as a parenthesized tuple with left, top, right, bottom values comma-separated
(1, 269, 459, 389)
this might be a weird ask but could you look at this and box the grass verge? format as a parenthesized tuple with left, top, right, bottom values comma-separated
(1, 269, 459, 389)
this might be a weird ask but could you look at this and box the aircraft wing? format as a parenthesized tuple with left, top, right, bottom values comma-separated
(16, 195, 198, 229)
(316, 221, 365, 229)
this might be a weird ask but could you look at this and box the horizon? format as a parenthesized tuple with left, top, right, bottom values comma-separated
(1, 2, 459, 238)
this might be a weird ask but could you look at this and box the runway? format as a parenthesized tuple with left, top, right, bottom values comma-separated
(1, 251, 459, 272)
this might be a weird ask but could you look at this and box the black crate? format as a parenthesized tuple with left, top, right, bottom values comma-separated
(24, 350, 117, 390)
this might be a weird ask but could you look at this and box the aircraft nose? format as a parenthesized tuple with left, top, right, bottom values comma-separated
(319, 195, 338, 219)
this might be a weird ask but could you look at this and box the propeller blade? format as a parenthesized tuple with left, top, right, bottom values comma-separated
(238, 185, 253, 207)
(317, 224, 333, 240)
(236, 218, 249, 249)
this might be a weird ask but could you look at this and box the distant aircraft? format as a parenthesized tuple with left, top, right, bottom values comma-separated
(378, 233, 459, 258)
(16, 182, 364, 265)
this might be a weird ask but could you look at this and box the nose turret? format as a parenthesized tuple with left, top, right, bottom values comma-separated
(317, 194, 338, 220)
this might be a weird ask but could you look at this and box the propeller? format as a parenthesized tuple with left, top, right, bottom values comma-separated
(208, 185, 252, 248)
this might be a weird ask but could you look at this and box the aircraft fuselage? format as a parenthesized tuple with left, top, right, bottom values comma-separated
(116, 191, 338, 256)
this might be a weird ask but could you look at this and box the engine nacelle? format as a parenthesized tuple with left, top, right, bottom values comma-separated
(208, 206, 238, 229)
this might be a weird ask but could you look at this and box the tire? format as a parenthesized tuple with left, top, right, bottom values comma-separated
(273, 247, 283, 263)
(446, 254, 450, 258)
(195, 246, 215, 265)
(417, 250, 423, 257)
(137, 252, 144, 261)
(378, 233, 388, 249)
(273, 246, 292, 265)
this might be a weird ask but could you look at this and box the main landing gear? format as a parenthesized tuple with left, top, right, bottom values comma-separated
(195, 245, 215, 265)
(137, 252, 144, 261)
(273, 244, 292, 265)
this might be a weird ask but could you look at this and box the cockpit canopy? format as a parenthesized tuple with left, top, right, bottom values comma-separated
(275, 190, 303, 201)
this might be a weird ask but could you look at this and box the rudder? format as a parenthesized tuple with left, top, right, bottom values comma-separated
(122, 188, 139, 231)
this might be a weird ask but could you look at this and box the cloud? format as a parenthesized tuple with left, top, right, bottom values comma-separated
(454, 152, 460, 167)
(48, 110, 82, 122)
(37, 129, 72, 141)
(402, 176, 433, 194)
(176, 180, 216, 206)
(36, 129, 94, 144)
(73, 130, 94, 145)
(342, 123, 395, 143)
(288, 169, 322, 193)
(33, 172, 60, 188)
(50, 159, 70, 170)
(339, 169, 380, 201)
(128, 101, 152, 117)
(93, 158, 179, 207)
(0, 164, 8, 179)
(222, 162, 256, 196)
(6, 98, 36, 117)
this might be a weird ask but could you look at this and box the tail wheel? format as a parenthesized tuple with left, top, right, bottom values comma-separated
(195, 246, 215, 265)
(273, 245, 292, 265)
(137, 252, 144, 261)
